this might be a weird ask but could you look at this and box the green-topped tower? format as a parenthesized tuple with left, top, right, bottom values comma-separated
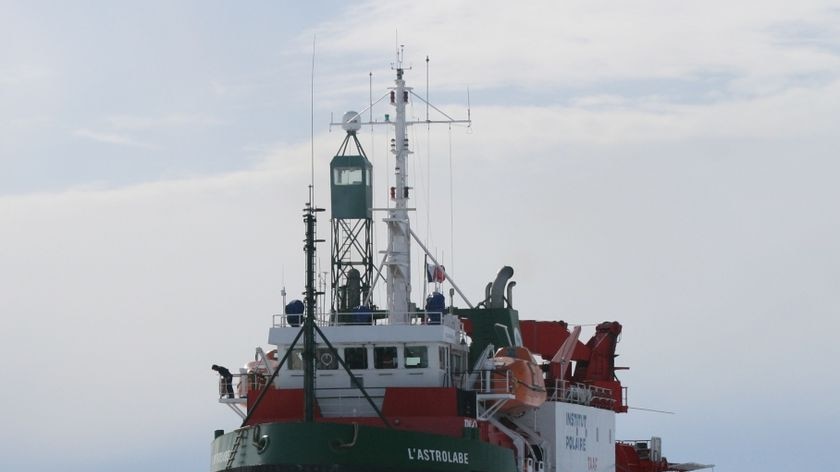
(329, 111, 374, 313)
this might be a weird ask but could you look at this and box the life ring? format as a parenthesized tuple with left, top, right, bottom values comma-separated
(319, 351, 335, 366)
(266, 349, 278, 361)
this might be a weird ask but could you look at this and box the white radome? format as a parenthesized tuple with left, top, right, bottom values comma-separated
(342, 111, 361, 132)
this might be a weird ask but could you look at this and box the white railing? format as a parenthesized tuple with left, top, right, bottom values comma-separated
(547, 379, 615, 408)
(466, 369, 513, 394)
(616, 439, 655, 461)
(272, 311, 451, 328)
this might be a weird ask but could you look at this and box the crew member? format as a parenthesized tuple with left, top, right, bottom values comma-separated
(212, 364, 235, 399)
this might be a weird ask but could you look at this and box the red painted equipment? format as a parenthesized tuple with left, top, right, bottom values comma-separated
(516, 320, 627, 412)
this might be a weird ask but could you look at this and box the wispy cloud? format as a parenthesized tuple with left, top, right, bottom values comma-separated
(0, 64, 51, 86)
(307, 0, 840, 97)
(106, 113, 224, 130)
(73, 128, 154, 149)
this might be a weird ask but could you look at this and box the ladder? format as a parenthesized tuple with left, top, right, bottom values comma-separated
(225, 428, 247, 470)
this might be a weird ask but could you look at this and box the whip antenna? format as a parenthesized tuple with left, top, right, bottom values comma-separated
(310, 34, 316, 203)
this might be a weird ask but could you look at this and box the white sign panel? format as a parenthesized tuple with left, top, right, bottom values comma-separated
(533, 402, 616, 472)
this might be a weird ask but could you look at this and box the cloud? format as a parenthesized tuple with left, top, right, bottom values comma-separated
(0, 165, 310, 464)
(71, 114, 225, 151)
(306, 0, 840, 96)
(0, 64, 51, 86)
(105, 113, 224, 130)
(414, 78, 840, 159)
(72, 128, 154, 149)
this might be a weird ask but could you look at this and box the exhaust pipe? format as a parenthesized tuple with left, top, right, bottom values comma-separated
(506, 281, 516, 309)
(489, 266, 514, 308)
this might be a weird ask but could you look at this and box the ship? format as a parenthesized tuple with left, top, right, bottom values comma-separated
(209, 50, 713, 472)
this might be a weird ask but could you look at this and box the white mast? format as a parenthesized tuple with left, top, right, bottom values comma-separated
(386, 50, 412, 323)
(330, 47, 472, 321)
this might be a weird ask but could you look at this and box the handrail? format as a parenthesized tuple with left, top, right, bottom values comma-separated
(272, 311, 451, 328)
(459, 369, 514, 395)
(545, 379, 615, 408)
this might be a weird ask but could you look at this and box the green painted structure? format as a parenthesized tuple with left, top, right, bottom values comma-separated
(330, 154, 373, 220)
(454, 307, 521, 367)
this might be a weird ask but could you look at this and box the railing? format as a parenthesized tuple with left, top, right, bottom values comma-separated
(546, 379, 615, 409)
(616, 438, 661, 462)
(461, 368, 514, 395)
(272, 311, 452, 328)
(217, 374, 249, 401)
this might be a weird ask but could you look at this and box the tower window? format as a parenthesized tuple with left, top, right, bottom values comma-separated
(334, 167, 364, 185)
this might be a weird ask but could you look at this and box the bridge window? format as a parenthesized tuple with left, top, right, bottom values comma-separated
(333, 167, 364, 186)
(344, 347, 368, 370)
(404, 346, 428, 368)
(288, 349, 303, 370)
(374, 346, 398, 369)
(451, 350, 466, 375)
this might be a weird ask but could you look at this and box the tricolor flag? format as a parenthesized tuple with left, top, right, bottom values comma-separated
(426, 262, 446, 283)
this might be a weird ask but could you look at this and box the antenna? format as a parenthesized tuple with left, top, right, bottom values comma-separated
(393, 30, 399, 68)
(628, 406, 676, 415)
(425, 55, 431, 252)
(448, 123, 454, 273)
(281, 266, 287, 313)
(425, 55, 430, 122)
(467, 86, 471, 127)
(310, 35, 317, 204)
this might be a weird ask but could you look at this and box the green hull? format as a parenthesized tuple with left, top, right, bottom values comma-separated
(211, 422, 516, 472)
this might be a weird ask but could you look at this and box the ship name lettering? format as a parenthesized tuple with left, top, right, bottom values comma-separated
(407, 447, 469, 465)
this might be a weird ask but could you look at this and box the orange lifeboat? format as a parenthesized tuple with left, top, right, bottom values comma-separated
(491, 346, 547, 414)
(237, 350, 279, 397)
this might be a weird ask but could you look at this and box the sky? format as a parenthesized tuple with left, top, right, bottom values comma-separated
(2, 1, 839, 470)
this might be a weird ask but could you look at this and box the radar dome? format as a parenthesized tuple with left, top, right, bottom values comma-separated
(342, 111, 362, 132)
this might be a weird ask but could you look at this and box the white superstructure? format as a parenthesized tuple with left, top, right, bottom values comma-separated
(267, 313, 469, 417)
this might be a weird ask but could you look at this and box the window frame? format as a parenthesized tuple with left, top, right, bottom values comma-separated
(333, 167, 365, 186)
(343, 346, 369, 370)
(373, 346, 398, 369)
(404, 345, 429, 369)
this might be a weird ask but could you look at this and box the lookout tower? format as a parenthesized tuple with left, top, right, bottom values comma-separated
(330, 111, 374, 313)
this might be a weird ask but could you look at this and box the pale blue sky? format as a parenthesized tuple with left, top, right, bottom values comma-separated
(2, 1, 839, 471)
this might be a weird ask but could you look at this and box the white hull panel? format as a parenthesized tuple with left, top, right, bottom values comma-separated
(531, 402, 615, 472)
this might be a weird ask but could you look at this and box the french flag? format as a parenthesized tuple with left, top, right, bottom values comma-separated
(426, 262, 446, 283)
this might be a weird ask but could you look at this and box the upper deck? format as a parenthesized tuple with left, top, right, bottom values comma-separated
(269, 310, 463, 345)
